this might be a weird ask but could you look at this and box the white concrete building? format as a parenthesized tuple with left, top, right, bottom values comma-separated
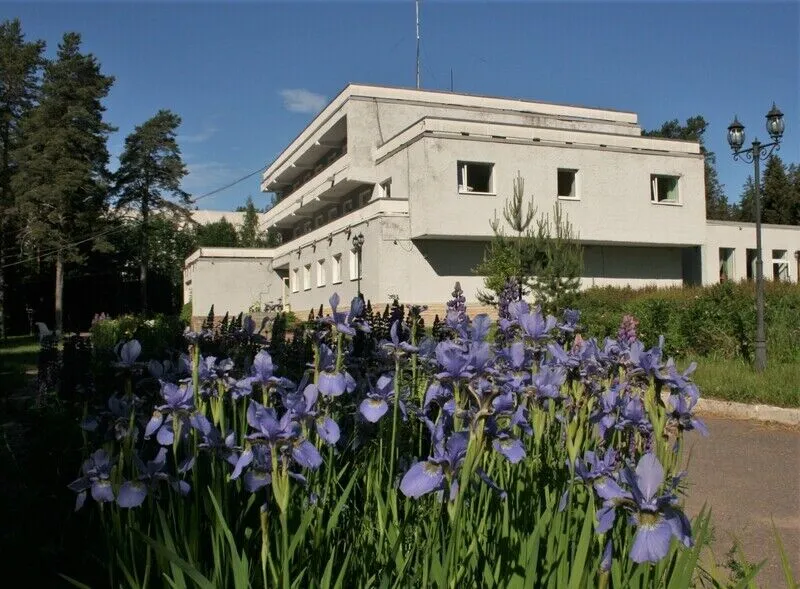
(183, 84, 799, 319)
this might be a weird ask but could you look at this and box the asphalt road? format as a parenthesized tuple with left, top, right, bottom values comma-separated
(683, 416, 800, 588)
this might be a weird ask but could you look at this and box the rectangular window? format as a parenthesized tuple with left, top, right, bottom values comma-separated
(291, 268, 299, 293)
(719, 248, 735, 281)
(557, 169, 578, 199)
(316, 259, 326, 287)
(650, 175, 680, 204)
(380, 179, 392, 198)
(303, 221, 312, 234)
(332, 254, 342, 284)
(772, 249, 789, 281)
(457, 161, 494, 194)
(359, 188, 371, 208)
(303, 264, 311, 291)
(349, 248, 361, 280)
(327, 206, 339, 222)
(746, 248, 757, 280)
(293, 226, 301, 239)
(315, 214, 325, 228)
(343, 200, 354, 214)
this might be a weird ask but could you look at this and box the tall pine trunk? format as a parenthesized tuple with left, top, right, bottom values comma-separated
(0, 245, 5, 340)
(55, 250, 64, 333)
(140, 196, 149, 313)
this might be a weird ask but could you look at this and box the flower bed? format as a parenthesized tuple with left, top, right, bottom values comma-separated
(67, 289, 717, 588)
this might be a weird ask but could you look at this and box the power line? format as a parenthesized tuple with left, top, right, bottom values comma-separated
(1, 164, 270, 268)
(190, 165, 266, 204)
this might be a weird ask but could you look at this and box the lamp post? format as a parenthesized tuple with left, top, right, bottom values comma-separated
(352, 232, 365, 297)
(726, 103, 785, 372)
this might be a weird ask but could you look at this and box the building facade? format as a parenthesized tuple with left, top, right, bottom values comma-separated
(184, 84, 799, 319)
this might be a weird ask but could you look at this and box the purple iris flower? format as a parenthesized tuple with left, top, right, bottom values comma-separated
(145, 381, 195, 446)
(323, 293, 370, 336)
(230, 444, 273, 493)
(546, 343, 581, 370)
(400, 431, 468, 499)
(491, 432, 526, 464)
(659, 359, 700, 403)
(191, 414, 239, 466)
(67, 449, 115, 510)
(117, 448, 194, 508)
(558, 309, 581, 333)
(618, 395, 652, 434)
(284, 383, 340, 445)
(595, 453, 692, 563)
(591, 385, 623, 438)
(519, 309, 557, 341)
(423, 380, 455, 415)
(573, 448, 618, 483)
(381, 320, 418, 357)
(470, 314, 492, 343)
(627, 338, 665, 379)
(242, 401, 323, 470)
(498, 342, 530, 391)
(434, 341, 473, 380)
(114, 339, 142, 368)
(667, 392, 708, 436)
(532, 365, 567, 400)
(359, 374, 405, 423)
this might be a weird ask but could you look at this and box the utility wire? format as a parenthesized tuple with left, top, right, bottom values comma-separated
(2, 164, 269, 269)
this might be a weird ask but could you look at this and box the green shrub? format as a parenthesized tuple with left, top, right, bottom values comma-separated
(89, 314, 184, 360)
(579, 281, 800, 363)
(179, 300, 193, 325)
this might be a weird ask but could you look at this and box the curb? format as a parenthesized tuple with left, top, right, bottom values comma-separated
(694, 397, 800, 427)
(660, 392, 800, 428)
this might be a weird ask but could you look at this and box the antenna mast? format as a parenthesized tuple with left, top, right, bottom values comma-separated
(415, 0, 421, 88)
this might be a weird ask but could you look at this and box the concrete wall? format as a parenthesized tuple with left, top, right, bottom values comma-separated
(404, 135, 705, 246)
(702, 221, 800, 285)
(184, 249, 275, 317)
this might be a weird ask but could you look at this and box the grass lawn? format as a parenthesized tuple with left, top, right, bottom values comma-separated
(689, 358, 800, 409)
(0, 335, 39, 396)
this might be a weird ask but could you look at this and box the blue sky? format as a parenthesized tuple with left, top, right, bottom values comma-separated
(2, 1, 797, 212)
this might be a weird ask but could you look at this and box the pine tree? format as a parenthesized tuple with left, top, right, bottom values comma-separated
(197, 218, 239, 247)
(115, 109, 189, 312)
(237, 195, 264, 247)
(760, 155, 795, 225)
(0, 20, 44, 338)
(13, 32, 115, 332)
(736, 176, 757, 222)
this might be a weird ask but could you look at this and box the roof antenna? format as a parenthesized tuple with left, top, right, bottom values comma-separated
(415, 0, 421, 89)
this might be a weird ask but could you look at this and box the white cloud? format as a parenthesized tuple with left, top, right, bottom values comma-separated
(279, 88, 327, 114)
(180, 125, 217, 144)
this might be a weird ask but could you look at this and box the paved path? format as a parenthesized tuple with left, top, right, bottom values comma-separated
(683, 416, 800, 588)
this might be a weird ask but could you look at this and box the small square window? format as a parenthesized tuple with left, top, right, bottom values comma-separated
(650, 175, 680, 204)
(380, 180, 392, 198)
(457, 162, 494, 194)
(303, 264, 311, 291)
(557, 169, 578, 199)
(328, 206, 339, 222)
(303, 221, 312, 233)
(316, 259, 326, 287)
(343, 200, 354, 214)
(773, 250, 789, 281)
(293, 226, 301, 239)
(332, 254, 342, 284)
(349, 248, 361, 280)
(291, 268, 299, 293)
(315, 214, 325, 228)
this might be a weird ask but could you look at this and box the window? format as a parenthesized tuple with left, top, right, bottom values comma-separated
(746, 249, 757, 280)
(380, 179, 392, 198)
(719, 248, 735, 282)
(328, 206, 339, 222)
(557, 169, 578, 199)
(457, 161, 494, 194)
(303, 221, 312, 234)
(291, 268, 299, 293)
(332, 254, 342, 284)
(772, 250, 789, 281)
(315, 214, 325, 228)
(316, 259, 326, 287)
(293, 226, 301, 239)
(650, 175, 680, 204)
(343, 200, 354, 214)
(303, 264, 311, 291)
(359, 188, 371, 208)
(349, 248, 361, 280)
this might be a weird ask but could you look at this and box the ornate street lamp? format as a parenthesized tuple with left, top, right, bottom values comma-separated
(726, 103, 785, 372)
(352, 232, 365, 297)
